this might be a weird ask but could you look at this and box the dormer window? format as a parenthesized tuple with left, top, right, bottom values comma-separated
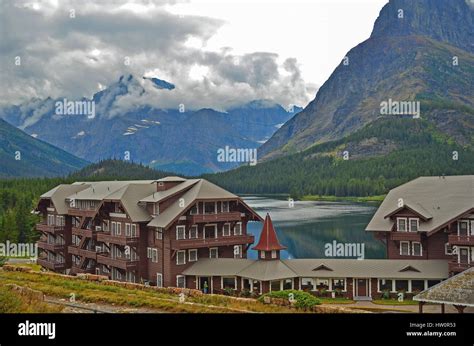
(189, 204, 198, 215)
(397, 218, 407, 232)
(221, 201, 229, 213)
(409, 218, 419, 232)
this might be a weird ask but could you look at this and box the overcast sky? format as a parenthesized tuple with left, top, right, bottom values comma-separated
(0, 0, 388, 110)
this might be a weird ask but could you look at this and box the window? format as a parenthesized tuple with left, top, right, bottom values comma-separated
(397, 218, 407, 232)
(301, 278, 314, 291)
(260, 251, 265, 259)
(209, 248, 218, 259)
(315, 279, 329, 290)
(283, 279, 293, 290)
(189, 225, 198, 239)
(156, 273, 163, 288)
(409, 218, 419, 232)
(233, 222, 242, 235)
(222, 223, 231, 236)
(332, 279, 345, 291)
(176, 225, 186, 240)
(271, 250, 277, 259)
(102, 220, 109, 232)
(378, 279, 393, 292)
(176, 250, 186, 265)
(125, 223, 131, 236)
(270, 280, 281, 292)
(445, 243, 452, 255)
(458, 220, 469, 235)
(131, 224, 137, 237)
(204, 202, 216, 214)
(189, 204, 198, 215)
(222, 277, 236, 289)
(188, 249, 198, 262)
(400, 241, 410, 255)
(156, 228, 163, 240)
(149, 248, 158, 263)
(221, 201, 229, 213)
(115, 222, 121, 236)
(176, 275, 185, 288)
(147, 247, 152, 259)
(411, 280, 425, 292)
(412, 242, 422, 256)
(395, 280, 409, 292)
(47, 214, 55, 225)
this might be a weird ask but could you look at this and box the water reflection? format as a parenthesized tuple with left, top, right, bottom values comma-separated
(244, 197, 385, 260)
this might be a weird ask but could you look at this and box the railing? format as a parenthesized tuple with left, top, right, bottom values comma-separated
(36, 223, 65, 234)
(37, 241, 66, 252)
(37, 258, 66, 270)
(448, 261, 471, 273)
(171, 234, 254, 250)
(448, 234, 474, 246)
(97, 232, 139, 246)
(390, 232, 421, 241)
(96, 254, 139, 270)
(189, 211, 242, 223)
(70, 266, 96, 275)
(67, 208, 97, 217)
(71, 227, 94, 238)
(68, 246, 98, 260)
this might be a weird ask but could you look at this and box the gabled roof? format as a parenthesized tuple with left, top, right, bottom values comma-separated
(67, 181, 155, 201)
(183, 259, 449, 281)
(40, 184, 91, 214)
(139, 179, 199, 203)
(252, 213, 286, 251)
(104, 184, 157, 222)
(414, 268, 474, 307)
(366, 176, 474, 233)
(146, 179, 261, 229)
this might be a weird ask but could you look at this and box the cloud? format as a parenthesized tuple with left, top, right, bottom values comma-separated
(0, 0, 315, 110)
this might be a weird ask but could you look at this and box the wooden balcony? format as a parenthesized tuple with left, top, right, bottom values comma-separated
(37, 258, 66, 270)
(36, 223, 65, 234)
(70, 266, 96, 275)
(448, 234, 474, 246)
(37, 241, 67, 252)
(449, 261, 472, 273)
(67, 208, 97, 217)
(189, 211, 242, 224)
(72, 227, 95, 238)
(96, 254, 138, 270)
(68, 246, 97, 260)
(390, 232, 421, 241)
(96, 232, 139, 246)
(171, 234, 254, 250)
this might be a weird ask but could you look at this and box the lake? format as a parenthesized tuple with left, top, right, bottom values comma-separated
(244, 196, 386, 260)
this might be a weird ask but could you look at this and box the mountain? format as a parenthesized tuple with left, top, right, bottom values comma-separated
(0, 75, 300, 176)
(69, 159, 172, 180)
(259, 0, 474, 159)
(0, 118, 88, 178)
(205, 117, 474, 197)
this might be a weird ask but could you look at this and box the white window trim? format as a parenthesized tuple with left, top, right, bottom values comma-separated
(203, 224, 218, 239)
(209, 247, 218, 259)
(223, 223, 231, 237)
(412, 241, 423, 256)
(397, 218, 407, 232)
(176, 250, 186, 265)
(156, 228, 163, 240)
(271, 250, 277, 259)
(188, 249, 198, 262)
(221, 201, 230, 213)
(156, 273, 163, 288)
(176, 225, 186, 240)
(331, 278, 347, 292)
(233, 222, 242, 236)
(458, 220, 469, 236)
(176, 275, 186, 288)
(260, 251, 266, 259)
(221, 276, 237, 290)
(125, 223, 131, 236)
(189, 225, 198, 239)
(408, 218, 419, 232)
(400, 241, 410, 256)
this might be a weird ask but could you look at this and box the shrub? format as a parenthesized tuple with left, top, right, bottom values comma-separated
(258, 290, 320, 310)
(239, 289, 251, 298)
(0, 257, 7, 267)
(223, 288, 235, 296)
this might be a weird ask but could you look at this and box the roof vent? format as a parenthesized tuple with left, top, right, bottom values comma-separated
(399, 265, 420, 273)
(312, 264, 333, 271)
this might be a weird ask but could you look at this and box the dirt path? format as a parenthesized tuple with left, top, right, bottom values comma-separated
(329, 301, 474, 313)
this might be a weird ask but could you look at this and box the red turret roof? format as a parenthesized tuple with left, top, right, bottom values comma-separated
(253, 213, 286, 251)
